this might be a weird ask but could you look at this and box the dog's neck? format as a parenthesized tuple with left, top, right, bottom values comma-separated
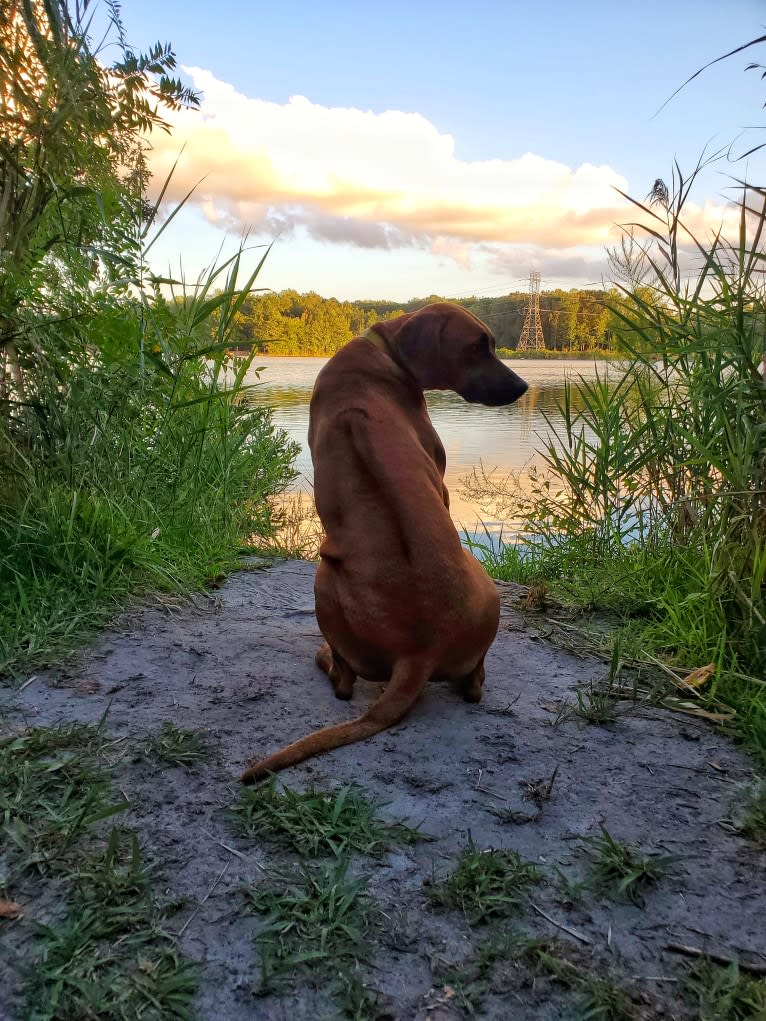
(362, 326, 395, 361)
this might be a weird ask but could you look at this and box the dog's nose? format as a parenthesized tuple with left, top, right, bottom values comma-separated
(458, 371, 528, 405)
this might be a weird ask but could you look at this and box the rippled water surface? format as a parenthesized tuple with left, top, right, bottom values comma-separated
(245, 356, 612, 531)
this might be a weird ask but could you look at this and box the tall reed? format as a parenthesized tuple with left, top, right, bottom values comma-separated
(0, 4, 298, 675)
(479, 167, 766, 759)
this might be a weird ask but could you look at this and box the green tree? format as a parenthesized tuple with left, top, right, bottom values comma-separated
(0, 0, 198, 405)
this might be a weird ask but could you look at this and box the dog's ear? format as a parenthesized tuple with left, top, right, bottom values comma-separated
(370, 312, 417, 345)
(394, 307, 444, 389)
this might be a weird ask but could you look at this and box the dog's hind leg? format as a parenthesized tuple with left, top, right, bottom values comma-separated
(315, 641, 356, 700)
(458, 658, 485, 703)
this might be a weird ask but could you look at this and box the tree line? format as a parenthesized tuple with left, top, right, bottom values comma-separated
(218, 288, 619, 356)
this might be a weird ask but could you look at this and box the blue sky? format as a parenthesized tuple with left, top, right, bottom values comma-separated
(109, 0, 765, 300)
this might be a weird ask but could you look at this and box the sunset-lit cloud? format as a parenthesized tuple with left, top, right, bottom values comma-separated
(147, 69, 629, 250)
(145, 67, 742, 279)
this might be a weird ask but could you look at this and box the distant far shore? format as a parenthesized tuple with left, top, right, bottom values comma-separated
(229, 347, 621, 361)
(497, 348, 621, 360)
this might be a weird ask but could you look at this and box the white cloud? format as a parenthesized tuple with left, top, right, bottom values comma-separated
(145, 67, 738, 272)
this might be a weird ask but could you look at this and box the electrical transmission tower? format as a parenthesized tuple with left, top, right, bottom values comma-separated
(517, 271, 545, 351)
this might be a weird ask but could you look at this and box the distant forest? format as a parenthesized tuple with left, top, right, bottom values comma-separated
(219, 288, 619, 356)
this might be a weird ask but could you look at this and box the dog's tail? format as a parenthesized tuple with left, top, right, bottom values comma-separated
(240, 657, 434, 784)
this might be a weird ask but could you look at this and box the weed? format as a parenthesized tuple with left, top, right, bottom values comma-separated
(555, 639, 635, 727)
(573, 977, 634, 1020)
(336, 966, 396, 1020)
(234, 777, 422, 857)
(739, 783, 766, 843)
(518, 940, 634, 1020)
(524, 766, 560, 807)
(553, 867, 589, 905)
(0, 720, 127, 886)
(555, 680, 620, 727)
(433, 930, 636, 1019)
(685, 959, 766, 1020)
(431, 930, 534, 1015)
(25, 828, 197, 1020)
(490, 770, 559, 825)
(248, 857, 373, 990)
(0, 722, 196, 1019)
(148, 722, 207, 768)
(471, 167, 766, 763)
(425, 841, 541, 924)
(583, 826, 678, 906)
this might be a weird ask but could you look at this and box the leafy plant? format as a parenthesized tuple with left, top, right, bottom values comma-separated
(685, 959, 766, 1020)
(148, 723, 208, 768)
(425, 841, 541, 924)
(248, 857, 373, 990)
(582, 826, 677, 906)
(234, 778, 422, 857)
(0, 719, 127, 886)
(475, 165, 766, 764)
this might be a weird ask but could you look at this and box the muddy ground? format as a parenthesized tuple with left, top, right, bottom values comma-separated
(2, 558, 765, 1019)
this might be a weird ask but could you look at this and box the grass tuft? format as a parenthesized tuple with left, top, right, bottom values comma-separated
(248, 856, 373, 991)
(233, 777, 423, 857)
(685, 959, 766, 1020)
(1, 722, 196, 1019)
(23, 829, 197, 1020)
(739, 783, 766, 843)
(583, 826, 678, 906)
(148, 723, 208, 768)
(425, 841, 541, 924)
(0, 719, 127, 887)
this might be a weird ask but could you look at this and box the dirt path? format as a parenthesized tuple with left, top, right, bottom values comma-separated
(3, 559, 765, 1019)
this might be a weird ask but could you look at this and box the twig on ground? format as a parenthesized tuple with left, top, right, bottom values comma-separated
(530, 903, 592, 945)
(664, 942, 766, 975)
(177, 861, 231, 938)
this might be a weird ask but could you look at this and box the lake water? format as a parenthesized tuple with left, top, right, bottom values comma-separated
(244, 356, 610, 539)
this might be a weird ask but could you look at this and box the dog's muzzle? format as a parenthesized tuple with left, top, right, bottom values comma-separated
(458, 362, 528, 406)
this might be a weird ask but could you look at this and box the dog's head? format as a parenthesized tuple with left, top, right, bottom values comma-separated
(369, 302, 528, 406)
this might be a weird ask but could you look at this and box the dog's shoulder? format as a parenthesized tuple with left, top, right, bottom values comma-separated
(313, 337, 413, 402)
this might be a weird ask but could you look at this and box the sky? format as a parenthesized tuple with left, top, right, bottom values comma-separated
(104, 0, 765, 301)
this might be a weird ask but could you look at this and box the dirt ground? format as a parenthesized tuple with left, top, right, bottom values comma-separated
(2, 558, 765, 1020)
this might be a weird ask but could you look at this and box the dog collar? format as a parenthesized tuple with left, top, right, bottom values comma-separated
(362, 326, 394, 360)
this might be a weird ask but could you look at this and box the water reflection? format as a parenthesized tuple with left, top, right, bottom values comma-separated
(243, 356, 610, 533)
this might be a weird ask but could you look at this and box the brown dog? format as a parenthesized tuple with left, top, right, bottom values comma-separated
(241, 302, 528, 783)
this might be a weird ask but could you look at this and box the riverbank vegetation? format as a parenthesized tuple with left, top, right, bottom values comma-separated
(218, 287, 618, 356)
(469, 167, 766, 763)
(0, 2, 297, 676)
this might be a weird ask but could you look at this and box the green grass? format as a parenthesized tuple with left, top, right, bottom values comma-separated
(433, 930, 636, 1019)
(431, 929, 519, 1015)
(555, 680, 621, 727)
(26, 829, 197, 1021)
(740, 783, 766, 843)
(233, 777, 423, 857)
(685, 959, 766, 1020)
(0, 719, 127, 887)
(1, 721, 197, 1019)
(0, 252, 298, 682)
(582, 826, 678, 906)
(473, 172, 766, 766)
(148, 723, 208, 768)
(334, 968, 395, 1021)
(248, 856, 374, 992)
(425, 841, 541, 924)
